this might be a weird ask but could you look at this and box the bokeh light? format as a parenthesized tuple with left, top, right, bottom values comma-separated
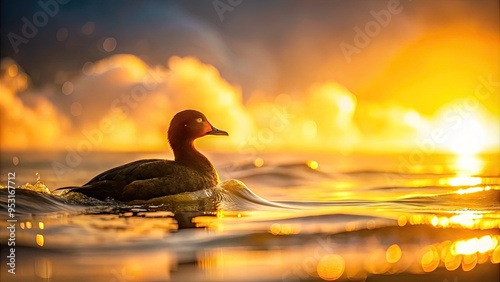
(317, 254, 345, 281)
(36, 234, 45, 247)
(386, 244, 402, 264)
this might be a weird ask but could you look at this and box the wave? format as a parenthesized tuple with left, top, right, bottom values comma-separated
(0, 179, 298, 217)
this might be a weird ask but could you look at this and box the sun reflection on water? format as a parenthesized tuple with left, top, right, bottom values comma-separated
(439, 153, 486, 187)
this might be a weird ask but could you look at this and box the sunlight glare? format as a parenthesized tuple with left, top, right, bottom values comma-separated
(477, 236, 497, 254)
(403, 110, 421, 127)
(446, 117, 488, 155)
(442, 154, 484, 186)
(455, 238, 479, 255)
(455, 154, 484, 175)
(456, 186, 484, 195)
(337, 95, 355, 114)
(450, 213, 482, 229)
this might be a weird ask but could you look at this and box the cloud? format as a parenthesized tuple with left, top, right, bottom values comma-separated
(1, 54, 498, 154)
(0, 58, 70, 150)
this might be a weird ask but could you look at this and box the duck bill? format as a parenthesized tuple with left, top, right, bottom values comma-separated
(207, 125, 229, 136)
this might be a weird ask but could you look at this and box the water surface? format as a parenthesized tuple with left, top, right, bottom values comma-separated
(1, 152, 499, 282)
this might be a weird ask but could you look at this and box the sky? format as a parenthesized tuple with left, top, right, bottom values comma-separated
(1, 0, 499, 154)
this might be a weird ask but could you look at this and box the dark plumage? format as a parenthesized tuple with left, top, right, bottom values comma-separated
(57, 110, 228, 201)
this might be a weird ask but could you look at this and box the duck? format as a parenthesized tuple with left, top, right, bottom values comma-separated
(57, 110, 228, 201)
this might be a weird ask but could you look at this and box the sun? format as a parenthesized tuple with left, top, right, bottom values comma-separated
(430, 100, 499, 155)
(446, 117, 487, 155)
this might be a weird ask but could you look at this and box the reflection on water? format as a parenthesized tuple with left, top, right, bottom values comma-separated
(0, 152, 499, 281)
(442, 153, 485, 187)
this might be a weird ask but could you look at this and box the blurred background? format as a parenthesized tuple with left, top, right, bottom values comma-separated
(1, 0, 499, 155)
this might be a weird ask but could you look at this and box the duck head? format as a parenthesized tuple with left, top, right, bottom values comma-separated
(168, 110, 228, 149)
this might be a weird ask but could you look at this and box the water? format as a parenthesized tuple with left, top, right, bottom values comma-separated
(1, 152, 499, 282)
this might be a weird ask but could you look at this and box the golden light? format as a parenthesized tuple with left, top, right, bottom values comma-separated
(449, 213, 482, 229)
(478, 252, 490, 264)
(438, 217, 450, 228)
(397, 215, 407, 227)
(446, 118, 487, 155)
(365, 30, 499, 115)
(337, 95, 356, 114)
(453, 236, 499, 256)
(269, 223, 301, 235)
(345, 222, 356, 232)
(403, 110, 422, 127)
(429, 104, 499, 156)
(431, 216, 439, 227)
(420, 246, 439, 272)
(302, 120, 318, 139)
(455, 238, 479, 255)
(39, 222, 45, 230)
(270, 223, 281, 235)
(492, 245, 500, 263)
(456, 186, 485, 195)
(454, 154, 484, 175)
(36, 234, 45, 247)
(385, 244, 402, 264)
(444, 250, 462, 271)
(462, 253, 478, 272)
(121, 261, 144, 280)
(439, 152, 484, 187)
(317, 254, 345, 281)
(477, 236, 497, 254)
(307, 160, 319, 170)
(254, 157, 264, 167)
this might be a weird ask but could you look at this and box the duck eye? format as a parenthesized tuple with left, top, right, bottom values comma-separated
(195, 118, 203, 123)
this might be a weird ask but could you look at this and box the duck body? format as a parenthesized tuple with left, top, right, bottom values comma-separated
(59, 110, 228, 201)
